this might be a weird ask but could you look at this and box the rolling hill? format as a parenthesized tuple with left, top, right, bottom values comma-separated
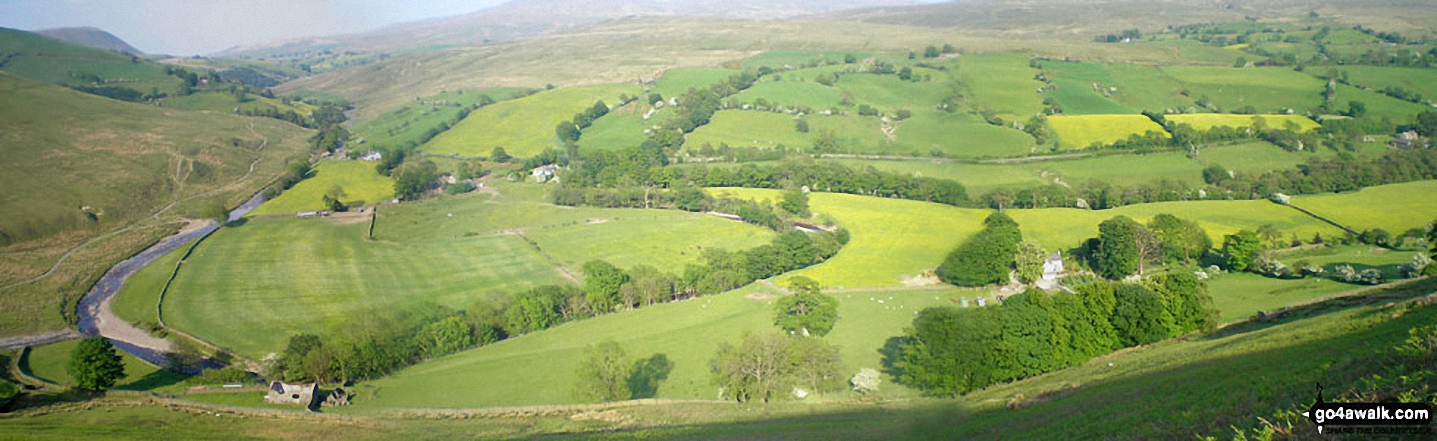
(221, 0, 918, 59)
(0, 72, 313, 337)
(34, 26, 142, 53)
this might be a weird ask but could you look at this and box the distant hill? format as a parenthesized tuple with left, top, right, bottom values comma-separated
(35, 26, 141, 53)
(826, 0, 1437, 36)
(221, 0, 917, 58)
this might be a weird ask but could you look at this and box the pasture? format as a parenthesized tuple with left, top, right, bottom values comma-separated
(421, 84, 640, 158)
(1007, 200, 1346, 252)
(959, 53, 1046, 120)
(576, 100, 666, 151)
(1330, 83, 1432, 121)
(895, 110, 1035, 158)
(350, 283, 984, 408)
(1334, 66, 1437, 103)
(20, 339, 187, 391)
(1047, 114, 1168, 149)
(1165, 114, 1319, 132)
(249, 160, 394, 216)
(352, 87, 529, 151)
(651, 67, 738, 98)
(165, 92, 318, 117)
(153, 185, 777, 358)
(683, 111, 885, 152)
(1289, 180, 1437, 234)
(1161, 66, 1325, 112)
(835, 73, 949, 113)
(731, 81, 844, 110)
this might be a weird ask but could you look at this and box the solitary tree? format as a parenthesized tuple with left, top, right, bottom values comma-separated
(774, 276, 839, 337)
(68, 337, 126, 390)
(489, 146, 511, 163)
(573, 340, 630, 402)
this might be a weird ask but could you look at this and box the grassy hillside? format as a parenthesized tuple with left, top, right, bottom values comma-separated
(1289, 180, 1437, 234)
(5, 279, 1433, 439)
(0, 27, 181, 95)
(249, 160, 394, 216)
(0, 73, 312, 337)
(421, 84, 639, 158)
(709, 188, 1347, 288)
(352, 87, 531, 152)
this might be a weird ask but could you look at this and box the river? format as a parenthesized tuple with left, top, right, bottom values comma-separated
(75, 191, 266, 369)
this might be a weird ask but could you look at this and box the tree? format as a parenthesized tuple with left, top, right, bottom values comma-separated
(786, 335, 843, 394)
(1110, 284, 1173, 346)
(1416, 110, 1437, 137)
(1347, 100, 1367, 118)
(779, 188, 809, 217)
(923, 46, 941, 58)
(1223, 230, 1264, 271)
(392, 159, 438, 200)
(321, 185, 348, 212)
(711, 332, 793, 403)
(417, 316, 473, 358)
(582, 260, 628, 313)
(1148, 214, 1211, 264)
(0, 380, 17, 407)
(937, 212, 1022, 287)
(621, 265, 677, 306)
(774, 276, 839, 337)
(1014, 242, 1047, 283)
(1202, 164, 1230, 185)
(68, 337, 126, 390)
(490, 146, 511, 163)
(574, 340, 630, 402)
(1095, 216, 1142, 279)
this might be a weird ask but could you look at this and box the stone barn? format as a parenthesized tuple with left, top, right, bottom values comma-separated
(264, 381, 320, 409)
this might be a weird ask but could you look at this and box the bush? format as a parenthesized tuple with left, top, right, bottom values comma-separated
(850, 368, 880, 395)
(0, 380, 18, 407)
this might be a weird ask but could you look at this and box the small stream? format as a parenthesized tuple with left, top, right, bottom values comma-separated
(76, 191, 266, 368)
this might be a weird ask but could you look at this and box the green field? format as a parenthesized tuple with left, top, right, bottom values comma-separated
(710, 188, 1348, 287)
(709, 188, 990, 288)
(351, 281, 991, 408)
(352, 87, 529, 151)
(731, 81, 844, 110)
(1166, 113, 1320, 132)
(1330, 83, 1433, 122)
(1162, 66, 1325, 112)
(1008, 200, 1345, 252)
(1289, 180, 1437, 234)
(960, 53, 1045, 120)
(1335, 66, 1437, 103)
(1038, 61, 1137, 114)
(577, 100, 668, 151)
(421, 84, 640, 158)
(894, 110, 1035, 158)
(651, 67, 738, 98)
(249, 160, 394, 216)
(153, 185, 777, 358)
(835, 73, 948, 113)
(20, 339, 188, 391)
(683, 111, 885, 152)
(1047, 114, 1168, 149)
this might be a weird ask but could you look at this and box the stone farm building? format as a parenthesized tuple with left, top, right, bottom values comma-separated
(532, 164, 560, 182)
(264, 381, 320, 409)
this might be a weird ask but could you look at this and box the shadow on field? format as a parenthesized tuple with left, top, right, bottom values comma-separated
(119, 369, 188, 392)
(1209, 277, 1435, 340)
(528, 281, 1437, 440)
(628, 353, 673, 399)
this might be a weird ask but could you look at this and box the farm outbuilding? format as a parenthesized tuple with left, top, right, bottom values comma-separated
(264, 381, 320, 409)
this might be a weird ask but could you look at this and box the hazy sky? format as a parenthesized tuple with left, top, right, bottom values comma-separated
(0, 0, 506, 55)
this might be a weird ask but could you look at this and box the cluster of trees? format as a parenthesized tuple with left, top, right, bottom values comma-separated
(1072, 214, 1211, 279)
(555, 100, 613, 143)
(937, 212, 1023, 287)
(897, 274, 1216, 395)
(267, 302, 502, 384)
(710, 332, 844, 402)
(559, 154, 969, 208)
